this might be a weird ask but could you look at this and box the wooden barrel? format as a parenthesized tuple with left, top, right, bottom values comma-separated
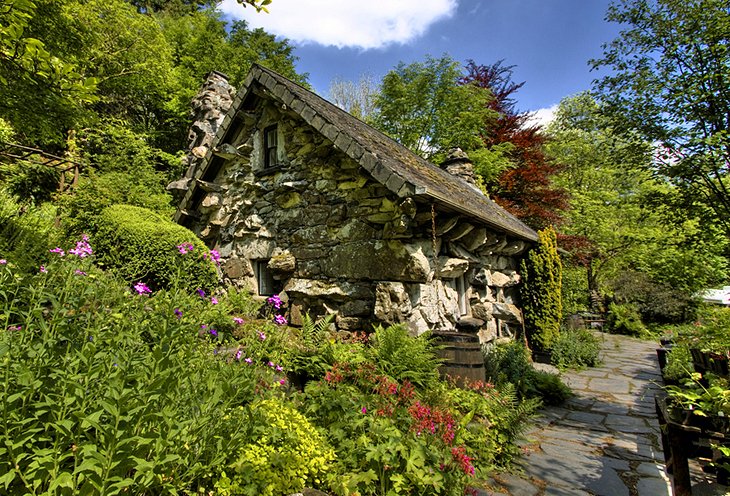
(431, 332, 485, 387)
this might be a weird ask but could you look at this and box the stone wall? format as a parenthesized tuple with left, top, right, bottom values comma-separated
(186, 96, 528, 343)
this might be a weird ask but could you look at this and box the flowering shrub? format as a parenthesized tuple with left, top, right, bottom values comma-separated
(92, 204, 218, 292)
(302, 362, 481, 495)
(215, 398, 335, 496)
(0, 251, 279, 494)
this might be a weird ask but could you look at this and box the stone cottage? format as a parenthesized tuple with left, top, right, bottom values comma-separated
(169, 65, 538, 343)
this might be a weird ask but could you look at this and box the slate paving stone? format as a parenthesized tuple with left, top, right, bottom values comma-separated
(636, 476, 672, 496)
(483, 332, 726, 495)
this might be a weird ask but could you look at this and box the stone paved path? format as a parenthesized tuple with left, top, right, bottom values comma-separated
(480, 332, 729, 496)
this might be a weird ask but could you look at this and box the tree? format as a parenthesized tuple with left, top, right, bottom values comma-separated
(372, 55, 495, 163)
(548, 93, 728, 317)
(328, 73, 379, 121)
(0, 0, 97, 144)
(592, 0, 730, 237)
(461, 60, 568, 229)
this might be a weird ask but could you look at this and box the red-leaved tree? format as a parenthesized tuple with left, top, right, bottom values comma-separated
(461, 60, 568, 230)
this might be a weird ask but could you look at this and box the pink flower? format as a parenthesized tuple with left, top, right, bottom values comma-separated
(258, 331, 266, 341)
(49, 247, 65, 256)
(69, 235, 93, 258)
(235, 349, 243, 361)
(134, 282, 151, 295)
(74, 269, 87, 276)
(244, 357, 253, 364)
(177, 242, 194, 255)
(232, 317, 244, 325)
(204, 250, 221, 264)
(279, 379, 286, 385)
(361, 407, 367, 414)
(40, 265, 47, 273)
(211, 297, 218, 305)
(0, 259, 6, 265)
(275, 365, 283, 372)
(274, 314, 287, 326)
(267, 294, 282, 309)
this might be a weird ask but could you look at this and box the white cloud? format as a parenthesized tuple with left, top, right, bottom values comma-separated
(218, 0, 459, 49)
(526, 105, 557, 129)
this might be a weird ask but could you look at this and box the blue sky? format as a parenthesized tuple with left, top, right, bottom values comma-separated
(220, 0, 624, 121)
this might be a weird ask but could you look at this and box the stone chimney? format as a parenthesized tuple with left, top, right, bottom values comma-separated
(440, 148, 482, 194)
(168, 71, 235, 196)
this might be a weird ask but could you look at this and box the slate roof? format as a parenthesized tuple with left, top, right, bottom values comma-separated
(174, 64, 538, 242)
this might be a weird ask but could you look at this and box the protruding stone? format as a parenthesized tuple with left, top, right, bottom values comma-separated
(268, 252, 296, 273)
(438, 257, 469, 278)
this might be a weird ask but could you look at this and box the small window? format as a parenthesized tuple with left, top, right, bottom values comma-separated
(450, 274, 469, 317)
(263, 125, 278, 168)
(255, 260, 282, 296)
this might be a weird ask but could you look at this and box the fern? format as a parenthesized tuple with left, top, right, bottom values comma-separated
(300, 312, 335, 351)
(369, 324, 440, 388)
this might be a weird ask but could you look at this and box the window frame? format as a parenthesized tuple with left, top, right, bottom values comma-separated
(255, 259, 281, 296)
(263, 125, 278, 169)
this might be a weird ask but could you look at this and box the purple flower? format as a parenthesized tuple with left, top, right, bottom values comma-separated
(0, 259, 6, 265)
(74, 269, 87, 276)
(267, 294, 282, 309)
(134, 282, 151, 295)
(7, 325, 21, 332)
(244, 357, 253, 364)
(210, 297, 218, 305)
(174, 308, 182, 319)
(49, 247, 65, 256)
(258, 331, 266, 341)
(209, 329, 218, 337)
(274, 314, 287, 326)
(232, 317, 244, 325)
(235, 349, 243, 361)
(40, 265, 47, 273)
(69, 235, 93, 258)
(177, 242, 194, 255)
(279, 379, 286, 385)
(205, 249, 221, 265)
(267, 361, 275, 367)
(275, 365, 283, 372)
(196, 288, 206, 298)
(361, 407, 367, 414)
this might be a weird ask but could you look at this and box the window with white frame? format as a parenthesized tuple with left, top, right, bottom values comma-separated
(255, 259, 281, 296)
(263, 125, 278, 169)
(449, 273, 469, 317)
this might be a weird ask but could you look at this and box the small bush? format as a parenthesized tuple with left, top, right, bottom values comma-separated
(606, 302, 648, 337)
(369, 324, 441, 389)
(550, 328, 602, 370)
(0, 188, 62, 273)
(93, 204, 218, 291)
(215, 398, 335, 496)
(663, 342, 693, 382)
(484, 340, 571, 405)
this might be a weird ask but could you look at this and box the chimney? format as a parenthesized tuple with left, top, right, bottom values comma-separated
(168, 71, 235, 197)
(441, 148, 482, 193)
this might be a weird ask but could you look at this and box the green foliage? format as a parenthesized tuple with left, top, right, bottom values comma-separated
(606, 302, 648, 337)
(0, 188, 61, 273)
(663, 342, 693, 383)
(549, 93, 728, 310)
(371, 55, 495, 166)
(592, 0, 730, 237)
(609, 270, 699, 324)
(0, 0, 97, 144)
(0, 118, 15, 142)
(0, 161, 60, 204)
(93, 204, 218, 291)
(483, 340, 571, 405)
(216, 398, 334, 496)
(521, 226, 563, 351)
(0, 250, 285, 494)
(369, 324, 441, 389)
(286, 313, 336, 383)
(550, 328, 602, 370)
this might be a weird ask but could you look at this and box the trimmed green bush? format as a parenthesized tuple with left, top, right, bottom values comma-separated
(550, 328, 602, 370)
(606, 302, 648, 337)
(93, 204, 218, 291)
(521, 226, 563, 352)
